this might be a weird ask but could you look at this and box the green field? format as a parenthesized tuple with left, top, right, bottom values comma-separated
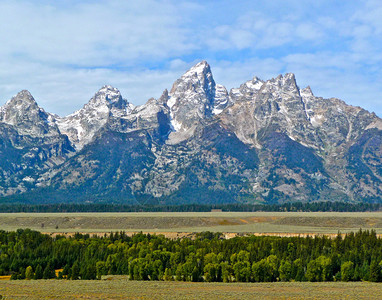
(0, 211, 381, 235)
(0, 277, 381, 299)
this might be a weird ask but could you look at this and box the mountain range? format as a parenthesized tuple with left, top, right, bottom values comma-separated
(0, 61, 381, 204)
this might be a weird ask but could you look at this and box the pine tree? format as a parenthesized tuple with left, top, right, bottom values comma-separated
(43, 263, 56, 279)
(369, 260, 381, 282)
(25, 266, 34, 280)
(96, 261, 107, 280)
(71, 262, 80, 280)
(34, 264, 43, 280)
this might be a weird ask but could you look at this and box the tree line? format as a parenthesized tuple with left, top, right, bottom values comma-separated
(1, 229, 382, 282)
(0, 201, 380, 213)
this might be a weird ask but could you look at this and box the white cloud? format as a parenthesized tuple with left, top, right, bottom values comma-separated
(204, 10, 329, 52)
(295, 23, 324, 41)
(0, 0, 196, 67)
(353, 0, 382, 36)
(0, 0, 381, 118)
(0, 0, 201, 114)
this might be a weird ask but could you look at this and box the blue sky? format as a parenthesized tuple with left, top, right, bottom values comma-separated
(0, 0, 381, 117)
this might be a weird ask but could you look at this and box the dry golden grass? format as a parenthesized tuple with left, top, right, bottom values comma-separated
(0, 212, 382, 236)
(0, 277, 381, 299)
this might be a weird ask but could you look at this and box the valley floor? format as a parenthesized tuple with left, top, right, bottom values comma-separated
(0, 211, 382, 235)
(0, 277, 381, 299)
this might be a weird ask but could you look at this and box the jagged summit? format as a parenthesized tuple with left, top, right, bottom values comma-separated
(2, 90, 38, 111)
(56, 86, 133, 149)
(81, 85, 133, 113)
(169, 61, 215, 97)
(0, 90, 59, 137)
(230, 76, 265, 102)
(178, 60, 212, 81)
(300, 86, 314, 97)
(166, 61, 228, 134)
(262, 73, 299, 93)
(92, 85, 121, 101)
(8, 89, 34, 101)
(88, 85, 129, 110)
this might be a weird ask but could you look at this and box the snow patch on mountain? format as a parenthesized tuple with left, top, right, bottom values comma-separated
(56, 85, 133, 149)
(213, 84, 229, 115)
(229, 76, 264, 103)
(310, 114, 325, 127)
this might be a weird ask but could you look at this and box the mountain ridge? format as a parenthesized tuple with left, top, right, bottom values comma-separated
(0, 61, 381, 204)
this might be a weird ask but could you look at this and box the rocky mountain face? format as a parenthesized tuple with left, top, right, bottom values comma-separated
(0, 91, 74, 197)
(0, 61, 381, 204)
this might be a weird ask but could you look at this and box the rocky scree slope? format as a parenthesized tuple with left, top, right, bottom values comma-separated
(0, 61, 381, 204)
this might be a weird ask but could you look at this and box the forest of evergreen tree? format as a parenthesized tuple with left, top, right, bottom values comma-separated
(2, 229, 382, 282)
(0, 201, 380, 213)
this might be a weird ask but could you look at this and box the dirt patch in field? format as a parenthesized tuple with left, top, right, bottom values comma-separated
(273, 216, 382, 228)
(217, 219, 242, 225)
(247, 216, 280, 223)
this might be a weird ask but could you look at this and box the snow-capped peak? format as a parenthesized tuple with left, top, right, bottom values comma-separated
(2, 90, 37, 109)
(261, 73, 299, 95)
(181, 60, 211, 79)
(283, 73, 296, 81)
(166, 61, 231, 133)
(166, 61, 217, 132)
(245, 77, 264, 90)
(0, 90, 59, 137)
(91, 85, 121, 105)
(85, 85, 132, 112)
(229, 76, 264, 102)
(170, 60, 214, 95)
(56, 86, 133, 149)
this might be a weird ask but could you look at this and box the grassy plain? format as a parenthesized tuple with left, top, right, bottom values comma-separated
(0, 211, 381, 236)
(0, 277, 381, 299)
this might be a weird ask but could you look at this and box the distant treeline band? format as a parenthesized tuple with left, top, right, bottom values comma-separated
(0, 201, 380, 213)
